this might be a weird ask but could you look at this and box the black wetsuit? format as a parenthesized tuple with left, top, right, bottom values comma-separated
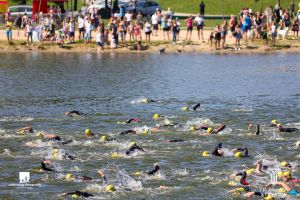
(147, 165, 160, 175)
(278, 127, 299, 133)
(61, 139, 73, 145)
(64, 190, 94, 198)
(212, 143, 223, 156)
(236, 171, 249, 185)
(64, 153, 77, 160)
(166, 139, 184, 143)
(46, 136, 61, 141)
(41, 161, 54, 171)
(236, 148, 250, 157)
(125, 118, 141, 123)
(192, 103, 201, 111)
(119, 130, 137, 135)
(126, 144, 144, 155)
(68, 111, 85, 116)
(254, 124, 260, 135)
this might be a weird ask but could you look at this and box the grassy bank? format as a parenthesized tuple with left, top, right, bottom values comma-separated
(7, 0, 291, 15)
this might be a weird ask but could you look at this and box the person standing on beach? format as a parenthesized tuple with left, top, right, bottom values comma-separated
(78, 16, 85, 41)
(25, 21, 33, 46)
(185, 16, 193, 40)
(221, 21, 228, 49)
(233, 25, 241, 51)
(144, 20, 152, 43)
(271, 21, 277, 46)
(151, 12, 159, 36)
(171, 19, 178, 44)
(200, 1, 205, 17)
(194, 14, 204, 40)
(214, 24, 221, 50)
(5, 19, 13, 43)
(96, 27, 104, 53)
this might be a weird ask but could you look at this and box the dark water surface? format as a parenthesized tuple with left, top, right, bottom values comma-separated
(0, 52, 300, 199)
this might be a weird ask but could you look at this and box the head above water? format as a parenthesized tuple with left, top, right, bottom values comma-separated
(105, 184, 116, 192)
(85, 129, 93, 137)
(207, 127, 214, 134)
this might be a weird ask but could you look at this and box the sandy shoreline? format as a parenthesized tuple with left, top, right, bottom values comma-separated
(1, 29, 299, 54)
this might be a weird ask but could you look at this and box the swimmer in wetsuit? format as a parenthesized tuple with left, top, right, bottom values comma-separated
(231, 148, 250, 157)
(41, 159, 55, 172)
(119, 129, 137, 135)
(212, 143, 224, 156)
(17, 126, 34, 134)
(192, 103, 201, 111)
(126, 142, 144, 155)
(277, 124, 299, 133)
(147, 163, 160, 175)
(60, 190, 94, 198)
(248, 124, 260, 135)
(64, 110, 85, 116)
(125, 118, 142, 123)
(165, 139, 184, 143)
(203, 124, 226, 134)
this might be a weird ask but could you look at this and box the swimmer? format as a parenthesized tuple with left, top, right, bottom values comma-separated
(228, 186, 251, 195)
(270, 119, 279, 127)
(280, 161, 292, 168)
(36, 132, 61, 141)
(248, 124, 260, 135)
(41, 159, 55, 172)
(125, 118, 142, 123)
(141, 97, 156, 103)
(17, 126, 34, 134)
(85, 129, 95, 137)
(231, 171, 250, 185)
(212, 143, 224, 156)
(126, 142, 144, 155)
(64, 152, 77, 160)
(231, 148, 250, 158)
(147, 163, 160, 176)
(97, 170, 108, 184)
(60, 190, 94, 198)
(265, 180, 300, 197)
(164, 139, 184, 143)
(65, 173, 93, 181)
(192, 103, 201, 111)
(255, 160, 267, 175)
(204, 124, 226, 134)
(296, 141, 300, 149)
(64, 110, 85, 116)
(244, 191, 274, 199)
(277, 124, 299, 133)
(119, 129, 137, 135)
(100, 135, 116, 142)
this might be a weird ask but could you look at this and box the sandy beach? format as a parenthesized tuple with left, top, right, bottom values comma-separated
(0, 29, 299, 54)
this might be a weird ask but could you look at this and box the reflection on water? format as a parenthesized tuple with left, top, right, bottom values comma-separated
(0, 53, 300, 199)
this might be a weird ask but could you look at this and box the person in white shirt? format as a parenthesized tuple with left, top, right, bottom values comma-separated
(85, 19, 93, 44)
(194, 15, 204, 40)
(25, 21, 33, 46)
(151, 13, 159, 36)
(96, 27, 104, 53)
(124, 11, 133, 24)
(78, 16, 85, 41)
(144, 20, 152, 43)
(271, 21, 277, 46)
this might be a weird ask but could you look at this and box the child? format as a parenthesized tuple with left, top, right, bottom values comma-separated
(234, 26, 241, 51)
(96, 27, 104, 53)
(292, 18, 299, 39)
(208, 32, 214, 48)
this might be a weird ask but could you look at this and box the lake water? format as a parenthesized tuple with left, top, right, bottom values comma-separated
(0, 52, 300, 199)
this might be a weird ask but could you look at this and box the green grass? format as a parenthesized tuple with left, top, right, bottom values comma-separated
(156, 0, 291, 15)
(8, 0, 291, 15)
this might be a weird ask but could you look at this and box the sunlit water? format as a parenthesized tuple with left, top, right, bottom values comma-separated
(0, 52, 300, 199)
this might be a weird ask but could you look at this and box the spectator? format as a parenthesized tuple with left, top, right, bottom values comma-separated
(194, 14, 204, 40)
(5, 19, 13, 43)
(185, 15, 193, 40)
(200, 1, 205, 17)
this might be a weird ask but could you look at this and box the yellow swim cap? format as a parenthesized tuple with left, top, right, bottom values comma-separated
(280, 161, 288, 167)
(296, 140, 300, 147)
(101, 135, 108, 142)
(235, 152, 243, 158)
(133, 171, 142, 176)
(277, 171, 284, 178)
(65, 173, 74, 181)
(278, 188, 287, 193)
(36, 132, 44, 138)
(52, 149, 59, 154)
(236, 187, 245, 193)
(52, 152, 59, 159)
(202, 151, 210, 157)
(18, 129, 25, 134)
(71, 194, 79, 198)
(111, 152, 120, 158)
(264, 195, 274, 200)
(105, 184, 116, 192)
(207, 127, 213, 134)
(85, 129, 92, 136)
(181, 107, 189, 111)
(143, 129, 149, 135)
(130, 142, 136, 146)
(228, 181, 238, 186)
(283, 171, 291, 178)
(153, 114, 160, 119)
(271, 120, 278, 124)
(277, 123, 282, 127)
(189, 126, 197, 131)
(246, 168, 254, 175)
